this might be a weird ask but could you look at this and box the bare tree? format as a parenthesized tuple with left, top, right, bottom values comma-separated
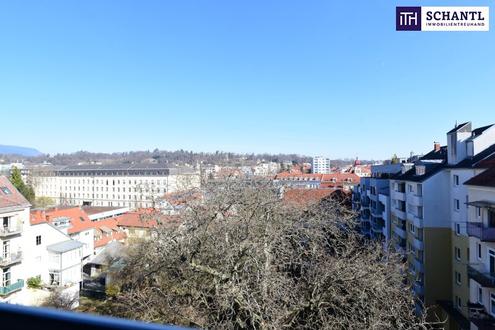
(106, 179, 439, 329)
(42, 288, 79, 310)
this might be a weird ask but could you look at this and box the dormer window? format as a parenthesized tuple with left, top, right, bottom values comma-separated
(416, 166, 426, 176)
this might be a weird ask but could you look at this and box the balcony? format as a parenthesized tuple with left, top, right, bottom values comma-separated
(406, 194, 423, 207)
(0, 224, 22, 237)
(371, 222, 383, 233)
(406, 212, 424, 228)
(392, 208, 406, 220)
(467, 222, 495, 242)
(413, 257, 424, 273)
(468, 303, 495, 330)
(371, 209, 383, 218)
(392, 190, 406, 201)
(0, 251, 22, 267)
(413, 281, 424, 296)
(412, 236, 424, 251)
(394, 225, 406, 239)
(0, 279, 24, 296)
(468, 263, 495, 288)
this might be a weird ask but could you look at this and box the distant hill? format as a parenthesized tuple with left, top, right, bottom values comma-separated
(0, 145, 42, 157)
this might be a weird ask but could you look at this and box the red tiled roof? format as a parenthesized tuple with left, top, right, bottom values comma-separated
(30, 206, 128, 248)
(0, 176, 31, 210)
(275, 172, 323, 180)
(30, 207, 92, 233)
(94, 231, 126, 248)
(115, 211, 158, 229)
(321, 173, 360, 183)
(282, 189, 334, 208)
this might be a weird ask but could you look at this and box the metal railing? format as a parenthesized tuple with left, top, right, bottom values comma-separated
(467, 222, 495, 242)
(468, 264, 495, 288)
(0, 224, 22, 237)
(0, 279, 24, 296)
(0, 251, 23, 267)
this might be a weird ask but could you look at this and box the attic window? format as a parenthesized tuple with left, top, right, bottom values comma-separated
(0, 187, 12, 195)
(80, 217, 85, 222)
(416, 166, 426, 176)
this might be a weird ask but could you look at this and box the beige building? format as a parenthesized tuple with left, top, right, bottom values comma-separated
(32, 164, 200, 209)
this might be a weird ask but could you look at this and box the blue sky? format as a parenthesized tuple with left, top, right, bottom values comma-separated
(0, 0, 493, 160)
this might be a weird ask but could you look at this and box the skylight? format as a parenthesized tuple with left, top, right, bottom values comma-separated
(0, 186, 12, 195)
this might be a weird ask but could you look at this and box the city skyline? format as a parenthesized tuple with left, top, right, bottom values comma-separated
(0, 0, 493, 159)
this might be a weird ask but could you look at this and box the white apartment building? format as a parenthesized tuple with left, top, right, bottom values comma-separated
(253, 162, 280, 177)
(464, 168, 495, 329)
(0, 176, 30, 304)
(24, 221, 83, 288)
(312, 156, 331, 174)
(33, 164, 201, 209)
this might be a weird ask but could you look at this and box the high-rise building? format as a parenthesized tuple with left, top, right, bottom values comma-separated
(312, 156, 331, 174)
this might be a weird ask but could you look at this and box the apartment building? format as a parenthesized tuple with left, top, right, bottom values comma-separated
(32, 164, 200, 209)
(390, 143, 453, 317)
(312, 156, 331, 174)
(23, 220, 83, 307)
(355, 164, 408, 241)
(0, 176, 30, 303)
(463, 167, 495, 329)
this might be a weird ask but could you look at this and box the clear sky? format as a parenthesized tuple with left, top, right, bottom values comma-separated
(0, 0, 493, 160)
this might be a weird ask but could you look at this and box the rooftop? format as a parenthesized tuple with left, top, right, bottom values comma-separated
(0, 176, 31, 210)
(47, 240, 83, 253)
(465, 167, 495, 188)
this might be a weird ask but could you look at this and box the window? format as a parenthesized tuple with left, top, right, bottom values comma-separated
(455, 247, 461, 261)
(491, 293, 495, 316)
(453, 175, 460, 186)
(478, 286, 483, 304)
(456, 223, 461, 236)
(477, 207, 482, 218)
(455, 271, 461, 285)
(0, 187, 12, 195)
(36, 235, 42, 246)
(49, 272, 60, 286)
(2, 267, 11, 287)
(454, 199, 460, 211)
(456, 296, 462, 310)
(478, 243, 482, 260)
(416, 184, 422, 196)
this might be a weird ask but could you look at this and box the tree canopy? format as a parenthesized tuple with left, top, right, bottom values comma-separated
(9, 166, 35, 204)
(104, 180, 437, 329)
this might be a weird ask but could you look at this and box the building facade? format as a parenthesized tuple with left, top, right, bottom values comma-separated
(32, 164, 200, 209)
(0, 176, 30, 304)
(312, 156, 331, 174)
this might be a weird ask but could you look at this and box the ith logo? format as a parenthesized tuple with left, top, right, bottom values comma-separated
(396, 7, 422, 31)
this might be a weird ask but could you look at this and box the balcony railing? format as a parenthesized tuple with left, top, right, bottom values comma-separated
(412, 236, 424, 251)
(0, 279, 24, 296)
(413, 281, 424, 296)
(468, 264, 495, 288)
(0, 251, 22, 267)
(467, 222, 495, 242)
(413, 257, 424, 273)
(0, 224, 22, 237)
(394, 225, 406, 239)
(0, 302, 187, 330)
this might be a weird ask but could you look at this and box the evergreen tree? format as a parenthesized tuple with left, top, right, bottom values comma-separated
(9, 167, 35, 204)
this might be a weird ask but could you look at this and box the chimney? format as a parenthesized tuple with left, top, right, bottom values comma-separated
(434, 142, 441, 152)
